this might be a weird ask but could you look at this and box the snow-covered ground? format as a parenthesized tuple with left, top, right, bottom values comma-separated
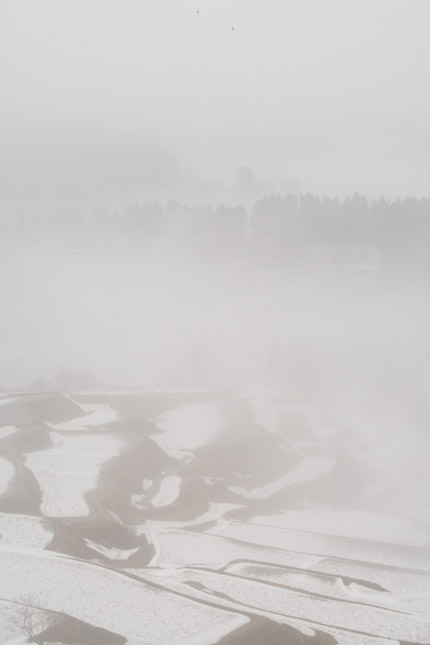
(0, 426, 18, 440)
(0, 545, 250, 644)
(24, 433, 124, 517)
(0, 599, 31, 645)
(135, 565, 430, 643)
(209, 520, 430, 570)
(144, 526, 314, 569)
(151, 475, 181, 507)
(0, 396, 21, 406)
(135, 503, 243, 536)
(130, 478, 153, 508)
(1, 389, 430, 644)
(230, 456, 335, 498)
(0, 457, 15, 494)
(0, 514, 53, 549)
(45, 402, 120, 431)
(251, 509, 430, 545)
(142, 526, 430, 605)
(84, 538, 140, 561)
(153, 402, 223, 458)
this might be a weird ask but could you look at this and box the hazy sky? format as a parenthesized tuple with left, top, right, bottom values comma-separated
(2, 0, 430, 208)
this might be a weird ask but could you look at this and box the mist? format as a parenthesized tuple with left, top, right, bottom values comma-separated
(2, 0, 430, 211)
(1, 2, 430, 644)
(2, 200, 430, 452)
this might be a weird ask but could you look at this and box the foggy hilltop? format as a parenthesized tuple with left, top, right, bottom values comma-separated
(2, 1, 430, 644)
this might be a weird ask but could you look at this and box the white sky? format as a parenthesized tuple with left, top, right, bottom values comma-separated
(1, 0, 430, 205)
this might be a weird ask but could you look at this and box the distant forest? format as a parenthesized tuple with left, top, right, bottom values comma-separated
(8, 193, 430, 273)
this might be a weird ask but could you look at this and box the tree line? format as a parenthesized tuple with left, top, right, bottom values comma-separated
(9, 193, 430, 272)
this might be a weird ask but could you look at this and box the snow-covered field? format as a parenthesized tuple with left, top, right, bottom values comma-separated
(250, 509, 430, 545)
(0, 390, 429, 644)
(151, 475, 182, 507)
(0, 396, 21, 406)
(135, 564, 430, 643)
(0, 426, 18, 440)
(24, 432, 124, 517)
(0, 514, 53, 549)
(0, 457, 15, 494)
(0, 545, 249, 644)
(229, 456, 336, 498)
(46, 402, 121, 431)
(153, 402, 223, 458)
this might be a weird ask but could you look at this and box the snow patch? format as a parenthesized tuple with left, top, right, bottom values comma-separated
(0, 458, 15, 494)
(252, 510, 430, 546)
(151, 476, 181, 507)
(131, 478, 154, 508)
(0, 545, 249, 645)
(84, 538, 140, 560)
(25, 434, 124, 517)
(0, 514, 53, 549)
(230, 456, 335, 499)
(46, 403, 120, 431)
(153, 403, 222, 457)
(0, 396, 20, 407)
(174, 613, 250, 645)
(0, 426, 18, 440)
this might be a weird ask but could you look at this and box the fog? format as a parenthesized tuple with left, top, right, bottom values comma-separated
(2, 203, 430, 458)
(2, 0, 430, 383)
(2, 0, 430, 212)
(2, 3, 430, 642)
(1, 0, 429, 448)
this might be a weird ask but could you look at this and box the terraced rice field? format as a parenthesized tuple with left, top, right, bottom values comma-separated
(0, 390, 429, 644)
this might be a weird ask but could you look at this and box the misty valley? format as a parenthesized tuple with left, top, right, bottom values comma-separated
(2, 1, 430, 640)
(1, 195, 430, 644)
